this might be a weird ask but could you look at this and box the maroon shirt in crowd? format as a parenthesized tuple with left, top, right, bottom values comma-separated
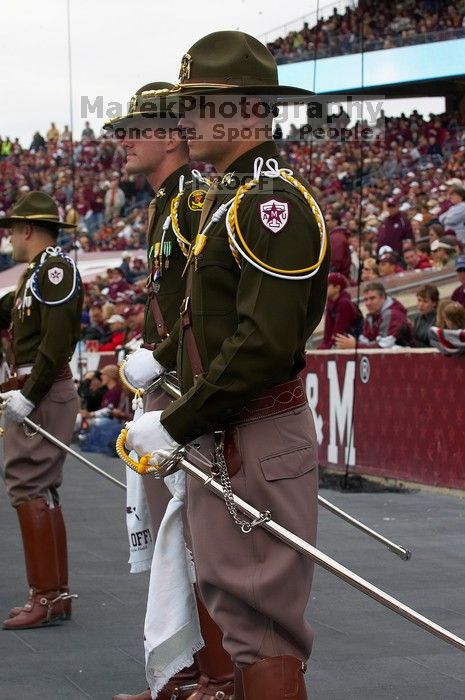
(329, 227, 351, 279)
(377, 213, 413, 256)
(100, 384, 122, 410)
(359, 297, 412, 347)
(319, 290, 362, 349)
(452, 284, 465, 309)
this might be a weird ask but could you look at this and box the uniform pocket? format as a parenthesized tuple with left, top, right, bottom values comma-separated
(48, 382, 78, 403)
(260, 444, 316, 482)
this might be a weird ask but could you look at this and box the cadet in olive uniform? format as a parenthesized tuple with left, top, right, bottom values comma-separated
(125, 32, 330, 700)
(0, 192, 83, 630)
(105, 84, 234, 700)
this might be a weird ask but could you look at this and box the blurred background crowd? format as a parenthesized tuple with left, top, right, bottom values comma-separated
(266, 0, 465, 63)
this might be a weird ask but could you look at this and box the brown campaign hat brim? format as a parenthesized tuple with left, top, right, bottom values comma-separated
(0, 215, 76, 230)
(103, 84, 315, 132)
(171, 84, 314, 99)
(103, 81, 178, 131)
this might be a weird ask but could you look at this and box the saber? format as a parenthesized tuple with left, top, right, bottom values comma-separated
(169, 450, 465, 653)
(146, 375, 411, 561)
(1, 416, 127, 491)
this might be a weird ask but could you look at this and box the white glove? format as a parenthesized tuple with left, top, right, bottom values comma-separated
(0, 390, 35, 423)
(125, 410, 180, 466)
(122, 348, 165, 391)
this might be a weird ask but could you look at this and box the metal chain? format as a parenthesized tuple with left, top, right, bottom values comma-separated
(213, 432, 271, 535)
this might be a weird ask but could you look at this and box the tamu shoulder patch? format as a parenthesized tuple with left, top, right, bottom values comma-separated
(188, 189, 206, 211)
(47, 266, 64, 285)
(259, 199, 289, 234)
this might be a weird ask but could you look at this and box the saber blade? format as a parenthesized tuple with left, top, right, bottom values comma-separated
(178, 454, 465, 654)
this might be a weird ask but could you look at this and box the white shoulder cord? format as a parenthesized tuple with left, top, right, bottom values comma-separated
(224, 157, 327, 280)
(29, 246, 80, 306)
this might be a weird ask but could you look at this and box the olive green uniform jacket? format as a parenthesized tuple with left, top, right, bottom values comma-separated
(158, 142, 330, 444)
(0, 250, 83, 405)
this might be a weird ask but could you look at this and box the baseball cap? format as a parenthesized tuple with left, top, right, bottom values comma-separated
(430, 239, 453, 252)
(386, 197, 397, 206)
(455, 255, 465, 271)
(107, 314, 125, 324)
(446, 178, 463, 187)
(378, 245, 394, 257)
(378, 253, 397, 265)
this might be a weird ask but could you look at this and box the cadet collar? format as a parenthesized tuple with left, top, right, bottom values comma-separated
(26, 248, 51, 271)
(222, 141, 280, 177)
(154, 163, 192, 206)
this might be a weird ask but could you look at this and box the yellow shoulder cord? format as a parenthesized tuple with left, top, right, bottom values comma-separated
(170, 192, 190, 257)
(171, 172, 213, 258)
(225, 159, 327, 279)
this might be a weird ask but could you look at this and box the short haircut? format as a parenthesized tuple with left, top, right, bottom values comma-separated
(417, 284, 439, 304)
(443, 301, 465, 329)
(363, 281, 386, 297)
(33, 222, 60, 239)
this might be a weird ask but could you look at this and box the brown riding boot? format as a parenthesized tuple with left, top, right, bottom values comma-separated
(241, 656, 308, 700)
(50, 505, 74, 619)
(9, 504, 74, 621)
(3, 498, 68, 630)
(112, 662, 199, 700)
(184, 593, 234, 700)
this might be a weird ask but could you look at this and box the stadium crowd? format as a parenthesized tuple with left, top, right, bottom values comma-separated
(0, 122, 152, 265)
(267, 0, 465, 63)
(1, 103, 465, 359)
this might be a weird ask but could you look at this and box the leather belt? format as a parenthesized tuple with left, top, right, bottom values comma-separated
(56, 364, 72, 382)
(229, 377, 307, 425)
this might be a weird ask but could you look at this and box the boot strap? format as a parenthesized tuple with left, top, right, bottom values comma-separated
(40, 591, 79, 622)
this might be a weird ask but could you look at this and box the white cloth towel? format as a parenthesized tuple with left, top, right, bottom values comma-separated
(144, 470, 203, 698)
(125, 401, 154, 573)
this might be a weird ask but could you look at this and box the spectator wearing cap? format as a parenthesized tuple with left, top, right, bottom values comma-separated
(403, 246, 432, 271)
(336, 281, 412, 349)
(98, 314, 127, 351)
(377, 198, 413, 256)
(439, 185, 465, 245)
(451, 254, 465, 309)
(328, 212, 351, 279)
(412, 284, 439, 347)
(378, 251, 403, 277)
(104, 175, 125, 223)
(431, 237, 455, 269)
(319, 273, 362, 349)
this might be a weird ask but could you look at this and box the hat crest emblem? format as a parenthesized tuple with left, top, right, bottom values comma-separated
(179, 53, 192, 81)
